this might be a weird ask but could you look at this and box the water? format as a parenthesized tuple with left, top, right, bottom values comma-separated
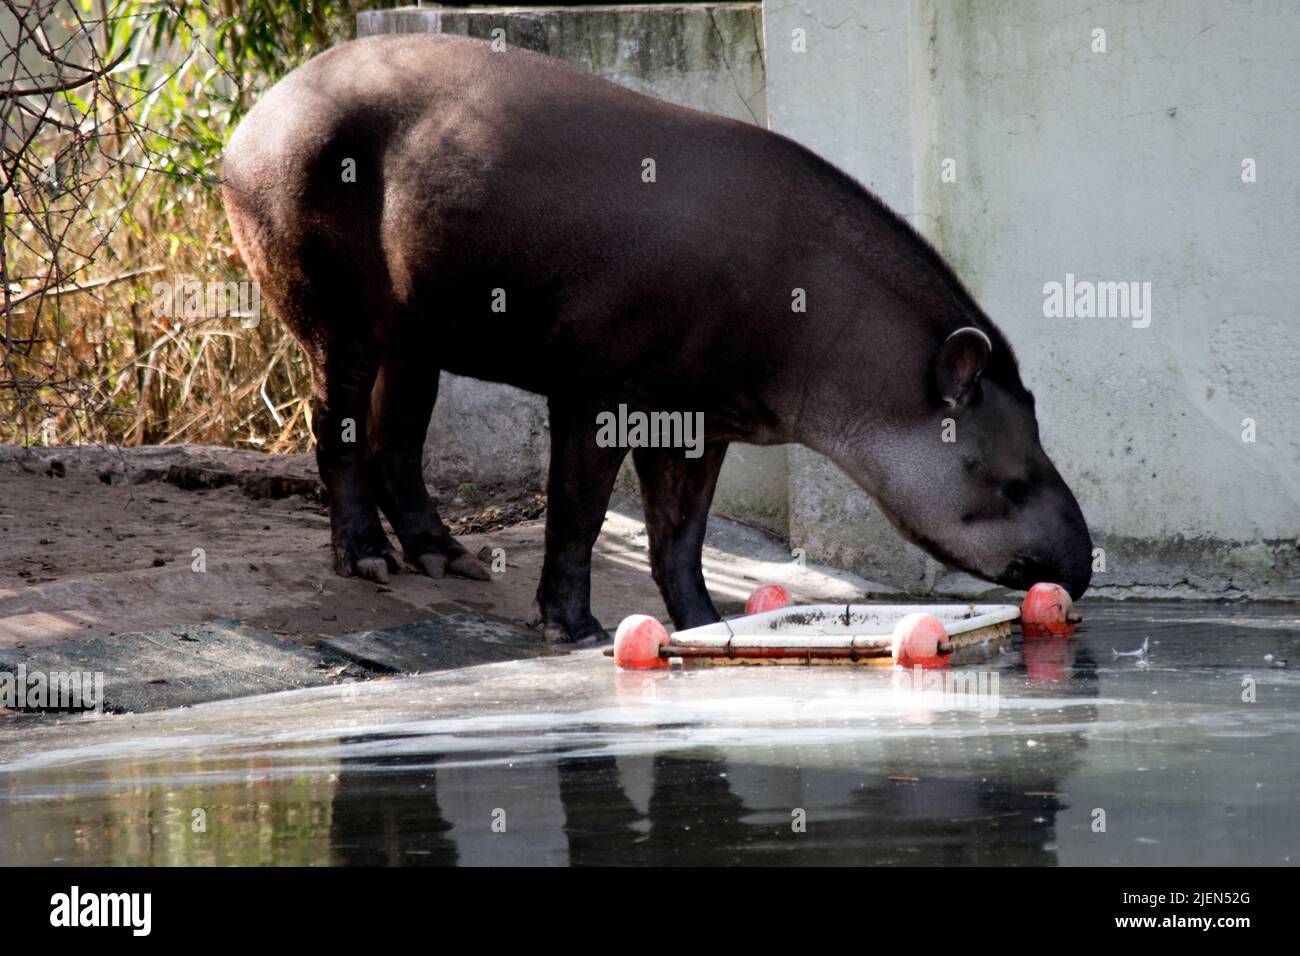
(2, 602, 1298, 866)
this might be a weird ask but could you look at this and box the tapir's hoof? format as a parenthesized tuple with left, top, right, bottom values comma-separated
(354, 555, 393, 584)
(336, 545, 402, 584)
(447, 552, 491, 580)
(417, 553, 447, 578)
(532, 609, 611, 645)
(413, 551, 490, 580)
(542, 623, 610, 646)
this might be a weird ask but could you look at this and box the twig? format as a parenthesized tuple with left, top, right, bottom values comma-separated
(0, 47, 131, 100)
(6, 264, 163, 309)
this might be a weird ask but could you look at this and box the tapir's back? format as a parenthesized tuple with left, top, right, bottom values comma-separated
(224, 34, 834, 399)
(225, 32, 779, 272)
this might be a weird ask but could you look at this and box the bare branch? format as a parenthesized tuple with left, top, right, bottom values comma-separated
(1, 47, 131, 100)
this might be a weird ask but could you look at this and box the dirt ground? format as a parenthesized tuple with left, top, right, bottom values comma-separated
(0, 445, 556, 653)
(0, 444, 870, 660)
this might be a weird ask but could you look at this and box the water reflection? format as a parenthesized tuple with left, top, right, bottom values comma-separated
(3, 606, 1299, 866)
(0, 747, 337, 865)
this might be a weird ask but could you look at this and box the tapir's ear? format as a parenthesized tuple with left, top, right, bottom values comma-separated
(935, 326, 992, 406)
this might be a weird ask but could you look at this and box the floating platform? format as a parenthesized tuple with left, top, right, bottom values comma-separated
(610, 582, 1079, 669)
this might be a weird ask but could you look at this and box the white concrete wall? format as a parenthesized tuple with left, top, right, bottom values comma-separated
(766, 0, 1300, 599)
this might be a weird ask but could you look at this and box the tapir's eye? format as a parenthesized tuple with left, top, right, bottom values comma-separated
(1002, 479, 1031, 506)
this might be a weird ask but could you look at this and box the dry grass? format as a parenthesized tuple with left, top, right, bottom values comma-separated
(0, 0, 345, 454)
(3, 186, 314, 452)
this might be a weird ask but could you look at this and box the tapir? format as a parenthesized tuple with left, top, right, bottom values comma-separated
(222, 34, 1093, 643)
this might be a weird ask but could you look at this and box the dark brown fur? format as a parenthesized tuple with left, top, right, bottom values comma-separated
(223, 35, 1091, 641)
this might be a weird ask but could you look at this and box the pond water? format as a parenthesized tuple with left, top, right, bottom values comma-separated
(2, 602, 1298, 866)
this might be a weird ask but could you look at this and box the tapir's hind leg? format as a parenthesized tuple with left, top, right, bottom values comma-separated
(313, 335, 403, 584)
(366, 349, 488, 580)
(224, 183, 401, 583)
(633, 442, 728, 630)
(534, 399, 628, 643)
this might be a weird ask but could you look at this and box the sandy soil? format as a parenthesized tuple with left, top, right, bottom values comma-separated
(0, 444, 873, 666)
(0, 445, 557, 652)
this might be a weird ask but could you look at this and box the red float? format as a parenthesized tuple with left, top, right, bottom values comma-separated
(891, 612, 952, 669)
(613, 614, 670, 669)
(1021, 582, 1080, 638)
(744, 583, 792, 616)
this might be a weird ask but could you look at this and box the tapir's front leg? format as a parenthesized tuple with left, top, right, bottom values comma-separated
(632, 443, 728, 629)
(533, 399, 628, 643)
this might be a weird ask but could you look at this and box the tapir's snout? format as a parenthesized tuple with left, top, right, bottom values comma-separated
(1057, 492, 1094, 601)
(1061, 556, 1092, 601)
(1003, 551, 1091, 601)
(1001, 495, 1093, 601)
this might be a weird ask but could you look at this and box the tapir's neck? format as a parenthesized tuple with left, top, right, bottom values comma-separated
(766, 150, 987, 470)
